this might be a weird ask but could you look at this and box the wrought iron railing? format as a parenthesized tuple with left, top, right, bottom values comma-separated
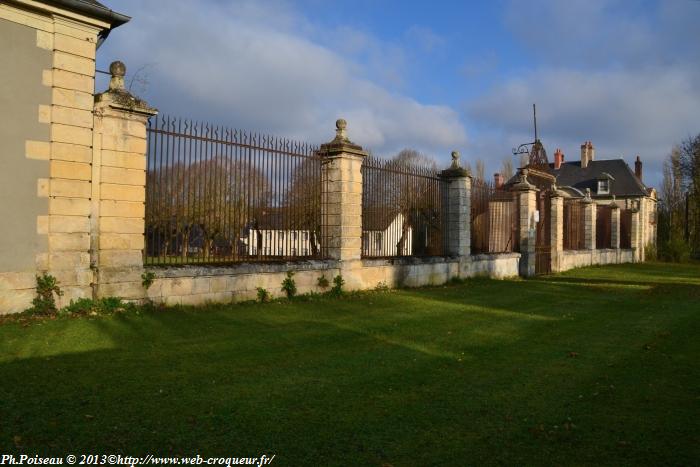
(361, 156, 448, 258)
(596, 204, 613, 249)
(563, 199, 586, 250)
(470, 179, 519, 254)
(620, 209, 633, 249)
(144, 115, 325, 265)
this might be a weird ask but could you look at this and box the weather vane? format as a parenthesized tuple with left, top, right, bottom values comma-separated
(512, 104, 548, 168)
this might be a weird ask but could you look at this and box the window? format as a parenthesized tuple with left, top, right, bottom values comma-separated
(598, 179, 609, 194)
(266, 231, 272, 240)
(292, 232, 297, 241)
(278, 232, 284, 241)
(303, 248, 309, 256)
(278, 247, 283, 255)
(291, 248, 297, 256)
(303, 232, 309, 241)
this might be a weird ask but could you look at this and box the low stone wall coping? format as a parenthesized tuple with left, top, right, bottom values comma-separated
(471, 252, 521, 261)
(148, 259, 341, 278)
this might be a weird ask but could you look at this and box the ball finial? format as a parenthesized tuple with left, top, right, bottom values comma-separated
(109, 61, 126, 77)
(336, 119, 347, 131)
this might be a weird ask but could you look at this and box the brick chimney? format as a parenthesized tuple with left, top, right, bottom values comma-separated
(635, 155, 642, 182)
(494, 172, 504, 189)
(581, 141, 594, 168)
(554, 148, 564, 169)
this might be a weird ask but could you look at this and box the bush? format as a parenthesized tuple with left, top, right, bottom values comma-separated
(331, 274, 345, 296)
(141, 271, 156, 290)
(645, 241, 658, 261)
(256, 287, 270, 303)
(317, 274, 329, 289)
(60, 297, 129, 316)
(29, 273, 63, 316)
(281, 271, 297, 298)
(660, 237, 691, 263)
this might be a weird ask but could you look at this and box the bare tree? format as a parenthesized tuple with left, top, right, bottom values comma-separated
(500, 157, 514, 180)
(475, 159, 485, 182)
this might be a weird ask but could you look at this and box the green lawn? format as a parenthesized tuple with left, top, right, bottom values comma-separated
(1, 262, 698, 466)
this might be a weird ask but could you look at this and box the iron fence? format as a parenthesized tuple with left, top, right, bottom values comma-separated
(470, 179, 519, 254)
(620, 209, 633, 249)
(596, 204, 613, 249)
(361, 156, 448, 257)
(145, 115, 325, 265)
(563, 199, 586, 250)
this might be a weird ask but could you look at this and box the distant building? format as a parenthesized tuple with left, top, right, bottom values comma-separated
(240, 209, 319, 258)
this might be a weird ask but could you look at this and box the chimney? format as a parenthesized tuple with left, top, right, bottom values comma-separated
(635, 155, 643, 182)
(554, 148, 564, 169)
(581, 140, 594, 168)
(494, 172, 504, 189)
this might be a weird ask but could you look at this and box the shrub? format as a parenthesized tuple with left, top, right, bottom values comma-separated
(317, 274, 330, 289)
(281, 271, 297, 298)
(645, 241, 658, 261)
(60, 297, 128, 316)
(331, 274, 345, 296)
(374, 281, 389, 291)
(141, 271, 156, 290)
(30, 273, 63, 316)
(256, 287, 270, 303)
(660, 237, 691, 263)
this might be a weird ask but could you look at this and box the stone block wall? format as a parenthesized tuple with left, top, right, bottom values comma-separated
(145, 254, 522, 307)
(0, 2, 112, 313)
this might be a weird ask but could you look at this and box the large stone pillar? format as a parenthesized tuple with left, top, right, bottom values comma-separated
(440, 151, 471, 257)
(610, 199, 620, 249)
(583, 189, 596, 250)
(92, 61, 157, 300)
(512, 168, 538, 277)
(318, 119, 367, 261)
(630, 207, 641, 262)
(550, 187, 564, 272)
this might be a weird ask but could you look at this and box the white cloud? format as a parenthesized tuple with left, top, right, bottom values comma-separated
(97, 0, 466, 159)
(464, 0, 700, 187)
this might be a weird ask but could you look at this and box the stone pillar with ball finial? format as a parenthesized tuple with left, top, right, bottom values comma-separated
(440, 150, 472, 257)
(318, 119, 368, 262)
(91, 61, 157, 301)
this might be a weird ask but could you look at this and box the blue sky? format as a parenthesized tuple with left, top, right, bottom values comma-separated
(96, 0, 700, 188)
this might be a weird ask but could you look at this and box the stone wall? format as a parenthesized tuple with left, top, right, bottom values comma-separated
(0, 1, 113, 313)
(146, 254, 521, 306)
(559, 249, 635, 270)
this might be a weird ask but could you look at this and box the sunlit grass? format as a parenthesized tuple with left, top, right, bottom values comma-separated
(0, 262, 698, 465)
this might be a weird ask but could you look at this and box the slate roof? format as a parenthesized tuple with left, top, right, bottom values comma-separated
(44, 0, 130, 28)
(548, 159, 649, 198)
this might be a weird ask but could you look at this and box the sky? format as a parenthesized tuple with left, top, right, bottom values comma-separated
(96, 0, 700, 189)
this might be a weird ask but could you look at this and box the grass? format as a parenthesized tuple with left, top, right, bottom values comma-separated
(1, 262, 698, 466)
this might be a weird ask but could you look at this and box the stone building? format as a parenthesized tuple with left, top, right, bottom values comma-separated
(548, 142, 657, 258)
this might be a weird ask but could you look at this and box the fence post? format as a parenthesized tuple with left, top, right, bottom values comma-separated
(91, 61, 157, 300)
(549, 186, 564, 272)
(610, 198, 620, 249)
(583, 189, 596, 250)
(318, 119, 367, 261)
(440, 151, 471, 257)
(512, 168, 538, 277)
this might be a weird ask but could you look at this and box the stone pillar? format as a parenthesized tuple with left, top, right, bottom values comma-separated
(550, 187, 564, 272)
(610, 200, 620, 249)
(630, 208, 641, 261)
(92, 61, 157, 300)
(318, 119, 367, 261)
(512, 168, 538, 277)
(583, 189, 596, 250)
(440, 151, 471, 257)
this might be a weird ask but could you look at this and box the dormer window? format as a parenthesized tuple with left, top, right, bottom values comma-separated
(597, 172, 614, 195)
